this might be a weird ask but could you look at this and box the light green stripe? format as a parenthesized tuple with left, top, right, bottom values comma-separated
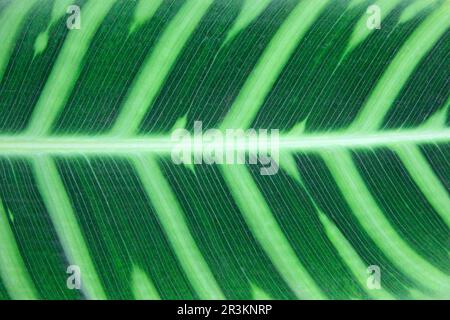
(347, 0, 368, 10)
(0, 0, 37, 81)
(111, 0, 213, 135)
(251, 283, 273, 300)
(129, 0, 163, 34)
(225, 0, 272, 43)
(395, 145, 450, 227)
(399, 0, 438, 24)
(221, 165, 325, 299)
(26, 0, 116, 135)
(292, 156, 395, 299)
(351, 2, 450, 131)
(345, 0, 402, 54)
(318, 211, 394, 300)
(131, 265, 160, 300)
(133, 155, 224, 299)
(322, 150, 450, 296)
(34, 0, 75, 56)
(33, 157, 107, 299)
(0, 200, 38, 300)
(220, 0, 330, 130)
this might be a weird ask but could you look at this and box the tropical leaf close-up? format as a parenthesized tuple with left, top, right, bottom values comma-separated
(0, 0, 449, 300)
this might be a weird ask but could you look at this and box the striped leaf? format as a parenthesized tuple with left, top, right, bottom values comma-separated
(0, 0, 449, 300)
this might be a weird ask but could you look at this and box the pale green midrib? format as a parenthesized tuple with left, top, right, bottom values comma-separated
(25, 0, 117, 136)
(0, 0, 38, 82)
(2, 0, 445, 304)
(0, 200, 39, 300)
(33, 156, 107, 300)
(0, 129, 448, 155)
(322, 150, 450, 296)
(395, 145, 450, 228)
(111, 0, 213, 135)
(221, 165, 326, 299)
(133, 155, 225, 300)
(350, 2, 450, 131)
(220, 0, 330, 130)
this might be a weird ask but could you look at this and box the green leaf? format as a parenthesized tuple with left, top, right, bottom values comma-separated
(0, 0, 448, 300)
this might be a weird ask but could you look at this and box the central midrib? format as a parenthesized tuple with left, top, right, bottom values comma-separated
(0, 129, 448, 155)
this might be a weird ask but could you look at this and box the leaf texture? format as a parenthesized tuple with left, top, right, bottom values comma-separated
(0, 0, 449, 300)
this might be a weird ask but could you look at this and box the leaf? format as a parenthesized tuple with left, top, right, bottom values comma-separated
(0, 0, 448, 300)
